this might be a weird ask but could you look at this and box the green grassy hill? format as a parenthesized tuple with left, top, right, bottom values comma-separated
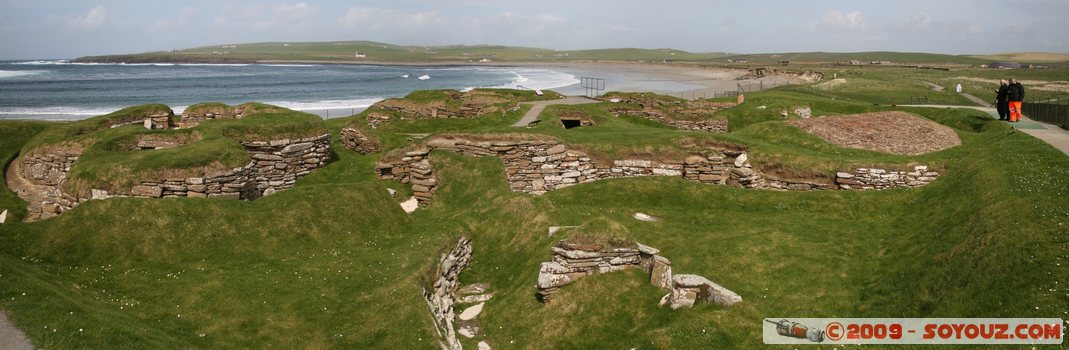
(2, 81, 1067, 348)
(721, 51, 989, 65)
(75, 41, 730, 64)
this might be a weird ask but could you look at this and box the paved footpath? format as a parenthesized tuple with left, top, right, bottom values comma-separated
(0, 311, 34, 350)
(903, 104, 1069, 157)
(511, 96, 599, 127)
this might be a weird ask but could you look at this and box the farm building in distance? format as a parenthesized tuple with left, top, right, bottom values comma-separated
(987, 61, 1022, 69)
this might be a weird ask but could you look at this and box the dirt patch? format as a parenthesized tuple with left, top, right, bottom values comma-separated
(814, 78, 846, 89)
(788, 111, 961, 155)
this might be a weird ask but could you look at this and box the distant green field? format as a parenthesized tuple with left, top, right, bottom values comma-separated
(75, 40, 730, 64)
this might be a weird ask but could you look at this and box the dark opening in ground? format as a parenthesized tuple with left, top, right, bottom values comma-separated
(561, 119, 582, 129)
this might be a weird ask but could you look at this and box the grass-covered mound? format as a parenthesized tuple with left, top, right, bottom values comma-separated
(1, 85, 1066, 349)
(364, 88, 563, 122)
(18, 103, 328, 194)
(20, 104, 174, 154)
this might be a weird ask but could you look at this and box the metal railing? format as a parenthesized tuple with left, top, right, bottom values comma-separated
(1022, 96, 1069, 128)
(681, 79, 785, 100)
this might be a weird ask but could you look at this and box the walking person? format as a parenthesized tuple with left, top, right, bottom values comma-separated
(995, 79, 1010, 121)
(1007, 78, 1025, 122)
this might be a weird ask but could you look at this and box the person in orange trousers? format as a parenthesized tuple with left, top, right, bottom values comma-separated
(1007, 78, 1025, 122)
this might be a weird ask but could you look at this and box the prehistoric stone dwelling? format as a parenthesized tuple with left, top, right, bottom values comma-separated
(7, 104, 332, 222)
(600, 93, 735, 133)
(536, 238, 742, 309)
(373, 134, 939, 206)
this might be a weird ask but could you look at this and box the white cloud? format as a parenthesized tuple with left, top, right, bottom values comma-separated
(339, 7, 441, 30)
(897, 12, 932, 31)
(69, 5, 108, 30)
(812, 10, 871, 32)
(254, 2, 318, 29)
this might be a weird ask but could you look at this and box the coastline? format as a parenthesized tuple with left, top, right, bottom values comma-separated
(71, 55, 777, 97)
(1, 60, 784, 121)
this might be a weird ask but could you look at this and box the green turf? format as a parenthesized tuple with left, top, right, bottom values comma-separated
(19, 103, 328, 194)
(1, 69, 1068, 349)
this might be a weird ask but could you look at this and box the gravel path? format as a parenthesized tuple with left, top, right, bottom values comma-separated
(0, 311, 35, 350)
(922, 81, 945, 92)
(511, 96, 598, 127)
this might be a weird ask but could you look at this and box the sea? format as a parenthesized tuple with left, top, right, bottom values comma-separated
(0, 60, 582, 120)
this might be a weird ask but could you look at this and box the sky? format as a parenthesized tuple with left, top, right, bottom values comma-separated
(1, 0, 1067, 59)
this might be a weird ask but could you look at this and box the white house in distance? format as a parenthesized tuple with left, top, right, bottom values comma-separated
(355, 52, 367, 58)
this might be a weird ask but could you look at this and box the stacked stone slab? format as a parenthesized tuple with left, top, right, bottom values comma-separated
(536, 240, 649, 300)
(18, 152, 79, 186)
(176, 103, 280, 129)
(339, 127, 382, 154)
(614, 109, 729, 133)
(409, 159, 438, 205)
(13, 134, 331, 221)
(835, 166, 939, 189)
(371, 91, 515, 120)
(375, 136, 744, 200)
(535, 239, 742, 309)
(602, 94, 734, 133)
(374, 135, 940, 203)
(424, 236, 473, 350)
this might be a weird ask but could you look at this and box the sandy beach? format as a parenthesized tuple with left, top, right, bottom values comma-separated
(524, 62, 798, 99)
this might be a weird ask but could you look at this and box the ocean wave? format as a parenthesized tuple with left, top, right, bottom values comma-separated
(258, 64, 316, 67)
(492, 68, 579, 90)
(0, 98, 384, 120)
(176, 63, 251, 67)
(262, 98, 385, 111)
(13, 60, 70, 65)
(0, 70, 48, 78)
(0, 106, 118, 120)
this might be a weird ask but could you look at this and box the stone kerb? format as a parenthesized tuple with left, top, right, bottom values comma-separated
(535, 239, 742, 309)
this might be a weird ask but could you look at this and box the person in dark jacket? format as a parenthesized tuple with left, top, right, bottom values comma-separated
(995, 79, 1010, 120)
(1007, 78, 1025, 122)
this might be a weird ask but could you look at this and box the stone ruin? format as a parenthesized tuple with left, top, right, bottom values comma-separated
(737, 67, 824, 83)
(835, 166, 939, 190)
(370, 90, 521, 121)
(177, 103, 289, 129)
(339, 127, 382, 154)
(536, 239, 742, 309)
(423, 236, 496, 350)
(373, 134, 940, 206)
(601, 94, 734, 133)
(10, 133, 332, 222)
(557, 111, 596, 129)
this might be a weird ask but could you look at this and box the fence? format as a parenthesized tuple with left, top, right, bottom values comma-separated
(1022, 96, 1069, 128)
(679, 79, 786, 100)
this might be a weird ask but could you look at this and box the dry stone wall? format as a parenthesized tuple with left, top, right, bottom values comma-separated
(371, 91, 516, 121)
(612, 109, 729, 133)
(375, 136, 742, 206)
(13, 134, 331, 221)
(835, 166, 939, 189)
(424, 236, 473, 350)
(535, 239, 742, 309)
(374, 135, 936, 206)
(339, 127, 382, 154)
(18, 152, 80, 186)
